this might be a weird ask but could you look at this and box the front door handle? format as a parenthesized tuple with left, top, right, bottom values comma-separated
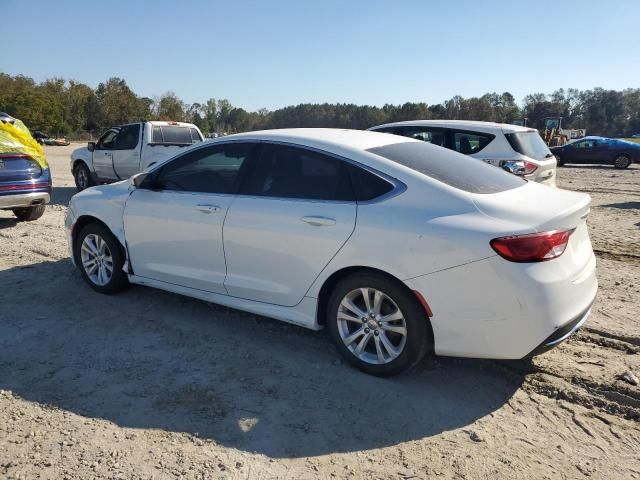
(196, 204, 221, 214)
(301, 216, 336, 226)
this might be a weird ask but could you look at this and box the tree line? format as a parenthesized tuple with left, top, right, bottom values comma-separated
(1, 73, 638, 138)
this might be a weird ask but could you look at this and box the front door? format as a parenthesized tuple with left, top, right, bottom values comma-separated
(112, 123, 142, 179)
(123, 142, 256, 293)
(223, 143, 357, 306)
(93, 129, 119, 180)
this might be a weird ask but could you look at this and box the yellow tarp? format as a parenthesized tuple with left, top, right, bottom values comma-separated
(0, 118, 48, 168)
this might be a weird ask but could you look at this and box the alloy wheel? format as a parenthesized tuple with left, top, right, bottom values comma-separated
(80, 234, 113, 286)
(76, 168, 88, 189)
(337, 287, 407, 365)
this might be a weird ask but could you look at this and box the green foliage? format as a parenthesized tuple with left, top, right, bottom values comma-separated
(0, 73, 638, 138)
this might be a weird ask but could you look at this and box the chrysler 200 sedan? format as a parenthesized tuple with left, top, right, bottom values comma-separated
(65, 129, 598, 376)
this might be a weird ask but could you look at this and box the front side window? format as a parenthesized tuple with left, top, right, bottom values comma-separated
(368, 142, 524, 194)
(113, 124, 140, 150)
(241, 144, 354, 201)
(452, 131, 494, 155)
(96, 129, 118, 149)
(152, 143, 256, 194)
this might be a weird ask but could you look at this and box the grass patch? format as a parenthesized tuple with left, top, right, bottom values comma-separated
(623, 138, 640, 143)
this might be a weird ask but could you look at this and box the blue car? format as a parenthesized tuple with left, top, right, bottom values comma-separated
(551, 136, 640, 169)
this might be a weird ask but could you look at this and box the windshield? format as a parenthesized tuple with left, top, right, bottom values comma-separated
(367, 142, 525, 194)
(505, 132, 552, 160)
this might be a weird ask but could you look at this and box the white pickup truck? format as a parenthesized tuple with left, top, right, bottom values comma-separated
(70, 121, 204, 190)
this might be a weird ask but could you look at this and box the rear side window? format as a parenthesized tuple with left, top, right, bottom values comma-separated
(505, 132, 552, 160)
(151, 125, 199, 144)
(453, 131, 494, 154)
(241, 144, 354, 201)
(348, 164, 394, 201)
(113, 124, 140, 150)
(190, 128, 203, 142)
(367, 142, 524, 194)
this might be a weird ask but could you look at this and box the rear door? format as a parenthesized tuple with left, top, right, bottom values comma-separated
(123, 142, 257, 294)
(111, 123, 142, 179)
(223, 143, 357, 306)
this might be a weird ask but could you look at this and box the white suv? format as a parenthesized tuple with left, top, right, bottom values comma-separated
(369, 120, 557, 186)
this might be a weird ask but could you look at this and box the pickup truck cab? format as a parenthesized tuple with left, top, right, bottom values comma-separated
(70, 121, 204, 190)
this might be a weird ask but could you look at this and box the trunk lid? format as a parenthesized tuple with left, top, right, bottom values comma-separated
(471, 181, 591, 232)
(0, 153, 43, 182)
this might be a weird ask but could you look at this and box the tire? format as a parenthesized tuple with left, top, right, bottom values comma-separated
(74, 223, 129, 294)
(326, 272, 431, 376)
(555, 155, 565, 167)
(74, 162, 95, 191)
(613, 155, 631, 169)
(12, 204, 46, 221)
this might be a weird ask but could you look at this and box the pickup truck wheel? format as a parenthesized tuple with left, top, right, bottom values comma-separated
(12, 204, 46, 221)
(74, 162, 94, 191)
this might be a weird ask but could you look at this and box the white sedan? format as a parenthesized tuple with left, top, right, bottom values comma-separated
(65, 129, 597, 376)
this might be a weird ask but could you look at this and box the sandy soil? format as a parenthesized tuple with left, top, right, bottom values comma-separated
(1, 144, 639, 480)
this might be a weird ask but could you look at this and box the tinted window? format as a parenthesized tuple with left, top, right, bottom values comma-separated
(153, 143, 255, 194)
(505, 132, 552, 160)
(348, 164, 394, 201)
(151, 125, 200, 144)
(367, 142, 525, 194)
(97, 129, 118, 149)
(190, 128, 202, 142)
(395, 127, 447, 147)
(453, 131, 494, 154)
(241, 144, 354, 201)
(570, 139, 596, 149)
(113, 124, 140, 150)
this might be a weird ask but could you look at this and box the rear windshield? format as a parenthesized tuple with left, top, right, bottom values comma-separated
(367, 142, 525, 194)
(151, 125, 202, 145)
(505, 132, 552, 160)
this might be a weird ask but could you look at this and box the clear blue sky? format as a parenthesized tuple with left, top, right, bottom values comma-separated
(1, 0, 637, 111)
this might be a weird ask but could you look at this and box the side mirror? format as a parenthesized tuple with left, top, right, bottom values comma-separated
(87, 141, 95, 152)
(130, 172, 149, 189)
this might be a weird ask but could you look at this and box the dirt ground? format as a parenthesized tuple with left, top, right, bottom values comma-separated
(1, 144, 639, 480)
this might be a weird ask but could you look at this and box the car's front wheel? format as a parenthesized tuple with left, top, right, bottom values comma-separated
(74, 162, 94, 191)
(613, 155, 631, 169)
(75, 223, 129, 294)
(327, 272, 431, 376)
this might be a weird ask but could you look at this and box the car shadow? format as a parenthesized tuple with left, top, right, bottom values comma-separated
(602, 201, 640, 210)
(0, 259, 524, 458)
(50, 186, 77, 206)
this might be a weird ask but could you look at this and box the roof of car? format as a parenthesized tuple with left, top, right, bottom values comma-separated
(369, 119, 536, 134)
(226, 128, 413, 151)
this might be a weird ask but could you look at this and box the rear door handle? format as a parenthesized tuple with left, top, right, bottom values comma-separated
(196, 204, 221, 214)
(301, 216, 336, 226)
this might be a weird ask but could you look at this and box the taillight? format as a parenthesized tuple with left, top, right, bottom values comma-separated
(523, 161, 538, 175)
(490, 230, 572, 262)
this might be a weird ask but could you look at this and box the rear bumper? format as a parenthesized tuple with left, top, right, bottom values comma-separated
(0, 191, 50, 209)
(405, 249, 598, 360)
(526, 301, 593, 357)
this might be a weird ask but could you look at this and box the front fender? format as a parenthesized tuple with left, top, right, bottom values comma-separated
(70, 147, 93, 172)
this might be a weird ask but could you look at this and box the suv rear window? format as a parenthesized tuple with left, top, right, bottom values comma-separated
(505, 132, 552, 160)
(367, 142, 525, 194)
(151, 125, 201, 145)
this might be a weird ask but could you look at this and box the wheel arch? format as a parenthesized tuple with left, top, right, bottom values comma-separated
(316, 265, 434, 344)
(72, 215, 127, 266)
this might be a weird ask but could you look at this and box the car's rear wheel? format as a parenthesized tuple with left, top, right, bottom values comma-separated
(12, 204, 46, 221)
(74, 162, 94, 191)
(613, 155, 631, 169)
(75, 223, 129, 294)
(327, 272, 430, 376)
